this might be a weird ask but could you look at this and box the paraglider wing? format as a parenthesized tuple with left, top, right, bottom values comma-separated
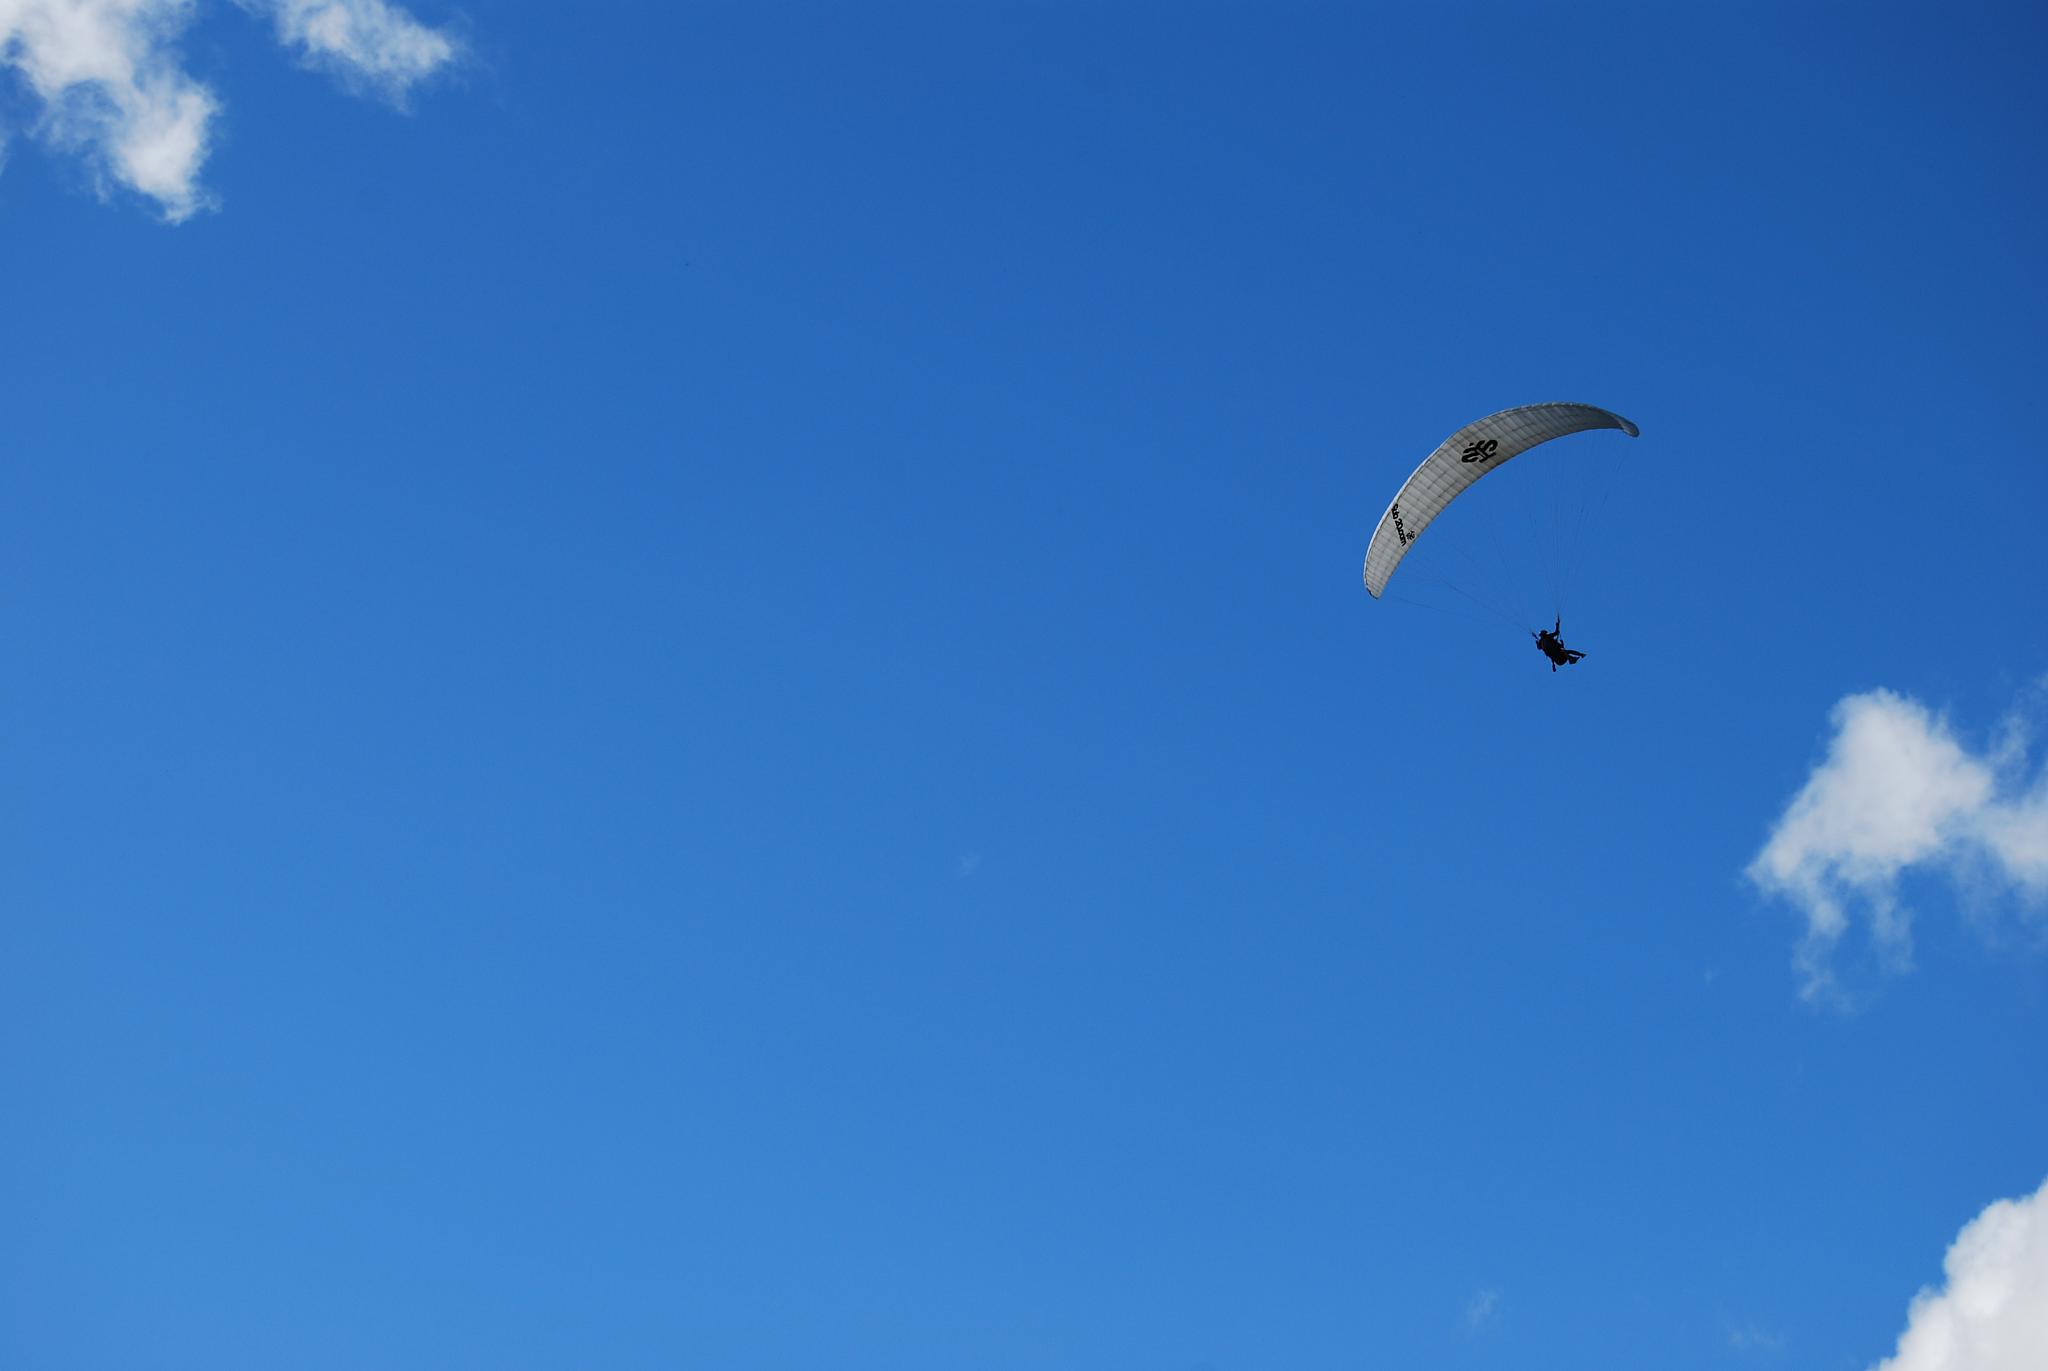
(1362, 402, 1639, 598)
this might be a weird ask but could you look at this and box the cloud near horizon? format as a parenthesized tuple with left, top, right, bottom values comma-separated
(0, 0, 458, 221)
(1747, 687, 2048, 1001)
(1868, 1175, 2048, 1371)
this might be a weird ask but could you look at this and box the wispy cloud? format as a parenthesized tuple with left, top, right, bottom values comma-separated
(0, 0, 458, 220)
(1464, 1286, 1499, 1330)
(238, 0, 456, 104)
(1728, 1319, 1785, 1355)
(1746, 687, 2048, 1002)
(1868, 1175, 2048, 1371)
(957, 852, 982, 877)
(0, 0, 219, 219)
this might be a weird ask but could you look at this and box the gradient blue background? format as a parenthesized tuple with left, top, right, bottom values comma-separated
(5, 3, 2045, 1367)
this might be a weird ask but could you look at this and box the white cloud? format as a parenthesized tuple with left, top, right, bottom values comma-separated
(1, 0, 218, 219)
(1747, 688, 2048, 1001)
(1464, 1286, 1499, 1329)
(1869, 1176, 2048, 1371)
(0, 0, 457, 220)
(241, 0, 456, 103)
(1728, 1319, 1785, 1354)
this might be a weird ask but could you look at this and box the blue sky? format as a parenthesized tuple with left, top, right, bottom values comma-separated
(4, 2, 2047, 1368)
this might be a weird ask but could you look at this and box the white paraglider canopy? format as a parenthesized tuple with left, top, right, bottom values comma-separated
(1363, 403, 1639, 599)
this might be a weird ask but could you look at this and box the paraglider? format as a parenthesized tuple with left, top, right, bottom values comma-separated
(1362, 402, 1638, 669)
